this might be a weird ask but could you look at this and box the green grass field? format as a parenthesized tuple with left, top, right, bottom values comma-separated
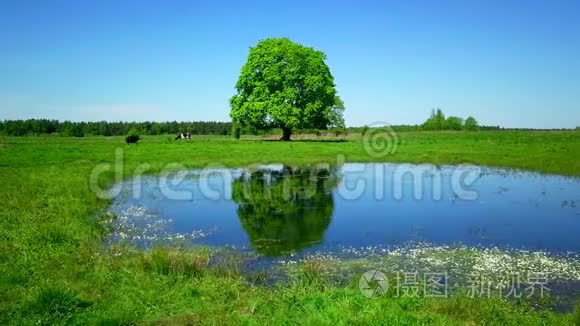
(0, 131, 579, 324)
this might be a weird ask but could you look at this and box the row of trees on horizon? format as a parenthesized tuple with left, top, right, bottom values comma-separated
(421, 108, 479, 131)
(1, 117, 571, 137)
(0, 120, 233, 137)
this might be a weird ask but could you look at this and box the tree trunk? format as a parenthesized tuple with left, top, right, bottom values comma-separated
(281, 127, 292, 141)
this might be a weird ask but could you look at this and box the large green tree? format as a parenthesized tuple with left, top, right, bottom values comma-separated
(230, 38, 343, 140)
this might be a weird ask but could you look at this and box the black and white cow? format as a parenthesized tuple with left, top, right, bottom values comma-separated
(175, 133, 191, 140)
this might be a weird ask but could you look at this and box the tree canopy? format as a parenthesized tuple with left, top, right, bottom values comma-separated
(446, 116, 464, 130)
(422, 108, 446, 130)
(464, 116, 479, 131)
(230, 38, 343, 140)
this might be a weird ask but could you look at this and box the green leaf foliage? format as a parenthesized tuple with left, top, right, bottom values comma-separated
(464, 116, 479, 131)
(232, 124, 241, 139)
(446, 116, 464, 130)
(422, 108, 447, 130)
(422, 109, 479, 131)
(230, 38, 343, 140)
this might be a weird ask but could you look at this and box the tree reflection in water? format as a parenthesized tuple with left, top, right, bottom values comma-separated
(231, 165, 340, 256)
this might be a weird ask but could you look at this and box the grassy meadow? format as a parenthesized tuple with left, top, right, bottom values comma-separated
(0, 130, 579, 324)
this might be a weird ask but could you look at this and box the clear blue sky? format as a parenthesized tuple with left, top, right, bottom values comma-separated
(1, 0, 579, 128)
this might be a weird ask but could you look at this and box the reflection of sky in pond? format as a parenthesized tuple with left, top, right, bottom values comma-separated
(108, 163, 580, 256)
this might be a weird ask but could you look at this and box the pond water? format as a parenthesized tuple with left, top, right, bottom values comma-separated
(108, 163, 580, 256)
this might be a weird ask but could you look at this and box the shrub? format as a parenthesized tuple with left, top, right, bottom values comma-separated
(125, 128, 140, 144)
(125, 135, 140, 144)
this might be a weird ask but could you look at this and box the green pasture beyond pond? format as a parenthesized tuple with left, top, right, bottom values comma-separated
(0, 131, 579, 324)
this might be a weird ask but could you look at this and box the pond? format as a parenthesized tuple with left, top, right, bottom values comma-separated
(107, 163, 580, 256)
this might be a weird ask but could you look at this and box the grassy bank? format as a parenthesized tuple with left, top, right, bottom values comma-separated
(0, 131, 579, 324)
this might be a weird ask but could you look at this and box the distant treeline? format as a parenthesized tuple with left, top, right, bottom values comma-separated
(348, 125, 572, 133)
(0, 118, 573, 137)
(0, 119, 232, 137)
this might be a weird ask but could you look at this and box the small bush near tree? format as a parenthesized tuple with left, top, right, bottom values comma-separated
(333, 128, 346, 137)
(125, 128, 140, 144)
